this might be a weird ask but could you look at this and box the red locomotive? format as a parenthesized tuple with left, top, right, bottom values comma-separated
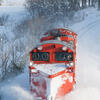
(29, 28, 77, 100)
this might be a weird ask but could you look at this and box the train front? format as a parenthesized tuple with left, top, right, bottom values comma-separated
(29, 28, 77, 100)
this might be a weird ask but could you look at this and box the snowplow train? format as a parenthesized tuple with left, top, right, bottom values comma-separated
(29, 28, 77, 100)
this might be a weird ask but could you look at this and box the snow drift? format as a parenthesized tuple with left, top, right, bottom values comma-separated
(0, 85, 33, 100)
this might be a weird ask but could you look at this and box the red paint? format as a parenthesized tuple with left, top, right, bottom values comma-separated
(48, 70, 66, 78)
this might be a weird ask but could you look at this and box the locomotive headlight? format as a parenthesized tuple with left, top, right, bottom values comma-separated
(69, 62, 74, 67)
(56, 37, 61, 41)
(30, 61, 34, 66)
(37, 46, 43, 50)
(31, 69, 38, 73)
(62, 46, 67, 51)
(66, 63, 70, 67)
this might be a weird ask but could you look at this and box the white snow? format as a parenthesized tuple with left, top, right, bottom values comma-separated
(62, 8, 100, 100)
(39, 40, 68, 46)
(0, 85, 33, 100)
(0, 67, 33, 100)
(2, 0, 25, 7)
(33, 64, 66, 75)
(48, 74, 66, 100)
(0, 6, 100, 100)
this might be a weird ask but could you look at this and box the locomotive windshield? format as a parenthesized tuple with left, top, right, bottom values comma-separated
(31, 52, 49, 61)
(55, 52, 73, 61)
(31, 52, 73, 62)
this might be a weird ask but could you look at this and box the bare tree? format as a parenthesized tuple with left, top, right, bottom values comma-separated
(0, 0, 2, 6)
(0, 14, 9, 26)
(25, 0, 80, 18)
(0, 95, 1, 100)
(88, 0, 91, 6)
(82, 0, 87, 8)
(10, 39, 26, 74)
(0, 34, 10, 80)
(91, 0, 96, 6)
(98, 0, 100, 9)
(0, 33, 25, 80)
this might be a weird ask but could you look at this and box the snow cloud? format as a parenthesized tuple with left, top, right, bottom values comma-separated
(0, 85, 33, 100)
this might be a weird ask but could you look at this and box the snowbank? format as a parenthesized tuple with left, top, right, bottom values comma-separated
(63, 8, 100, 100)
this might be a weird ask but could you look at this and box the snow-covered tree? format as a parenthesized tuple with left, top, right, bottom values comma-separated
(25, 0, 80, 18)
(0, 32, 25, 80)
(0, 34, 10, 80)
(10, 39, 25, 73)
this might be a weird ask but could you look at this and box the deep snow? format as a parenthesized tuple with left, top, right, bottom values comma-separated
(0, 7, 100, 100)
(63, 8, 100, 100)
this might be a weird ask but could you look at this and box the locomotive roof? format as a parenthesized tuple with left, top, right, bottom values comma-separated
(38, 40, 74, 52)
(39, 40, 67, 46)
(44, 28, 77, 36)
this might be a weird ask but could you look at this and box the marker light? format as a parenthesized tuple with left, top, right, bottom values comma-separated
(31, 69, 38, 73)
(30, 61, 33, 66)
(69, 62, 74, 66)
(66, 62, 74, 68)
(56, 37, 61, 41)
(62, 46, 67, 51)
(37, 46, 43, 50)
(66, 63, 70, 67)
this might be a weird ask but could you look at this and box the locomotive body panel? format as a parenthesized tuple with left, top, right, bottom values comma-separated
(30, 43, 75, 64)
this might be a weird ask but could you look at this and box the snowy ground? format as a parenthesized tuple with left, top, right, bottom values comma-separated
(0, 7, 100, 100)
(2, 0, 25, 7)
(64, 8, 100, 100)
